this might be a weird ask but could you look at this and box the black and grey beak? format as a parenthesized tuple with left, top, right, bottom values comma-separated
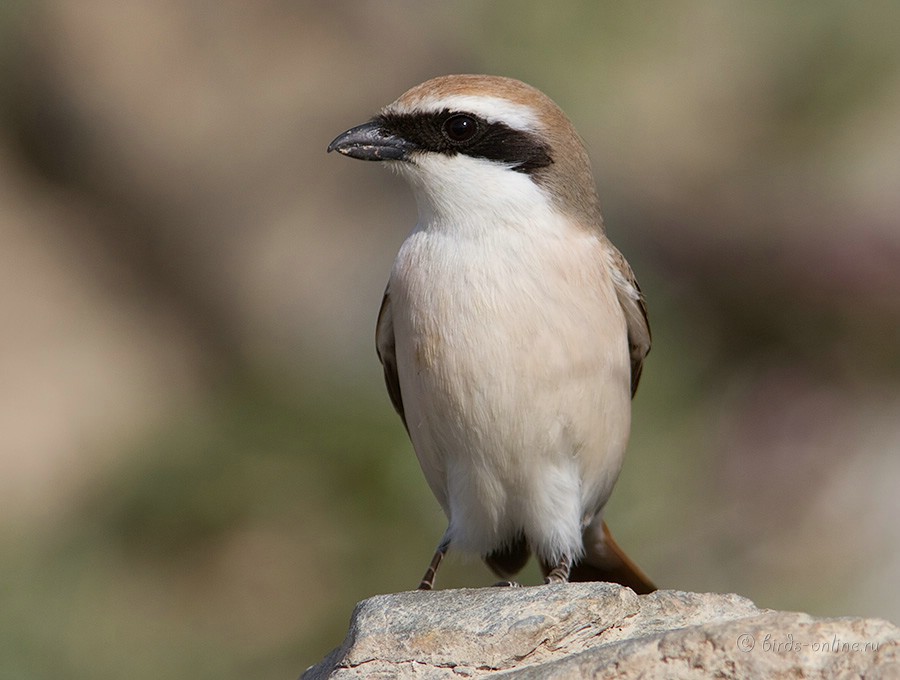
(327, 120, 415, 161)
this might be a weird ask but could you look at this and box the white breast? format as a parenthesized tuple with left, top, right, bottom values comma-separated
(388, 194, 632, 564)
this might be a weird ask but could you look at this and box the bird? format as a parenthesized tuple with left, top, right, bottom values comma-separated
(327, 75, 654, 593)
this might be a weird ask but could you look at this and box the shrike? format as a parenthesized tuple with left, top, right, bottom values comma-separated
(328, 75, 654, 593)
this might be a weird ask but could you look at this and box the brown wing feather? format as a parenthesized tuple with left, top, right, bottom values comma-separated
(375, 288, 408, 431)
(608, 245, 651, 397)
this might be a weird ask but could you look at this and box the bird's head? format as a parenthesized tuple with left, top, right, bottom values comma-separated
(328, 75, 602, 228)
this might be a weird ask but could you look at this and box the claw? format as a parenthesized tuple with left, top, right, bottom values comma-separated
(542, 554, 572, 585)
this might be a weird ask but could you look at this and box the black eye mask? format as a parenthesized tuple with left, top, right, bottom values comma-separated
(375, 108, 553, 174)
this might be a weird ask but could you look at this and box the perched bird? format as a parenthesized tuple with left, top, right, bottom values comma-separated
(328, 75, 654, 593)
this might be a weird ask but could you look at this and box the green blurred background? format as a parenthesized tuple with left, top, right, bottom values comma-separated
(1, 1, 898, 678)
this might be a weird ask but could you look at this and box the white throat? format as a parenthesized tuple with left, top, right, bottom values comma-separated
(397, 154, 555, 236)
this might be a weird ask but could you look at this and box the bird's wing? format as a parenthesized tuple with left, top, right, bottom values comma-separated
(375, 287, 408, 430)
(608, 245, 651, 397)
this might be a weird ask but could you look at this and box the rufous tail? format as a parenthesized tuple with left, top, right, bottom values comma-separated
(569, 520, 656, 594)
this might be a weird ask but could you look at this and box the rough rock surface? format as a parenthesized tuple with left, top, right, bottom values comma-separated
(302, 583, 900, 679)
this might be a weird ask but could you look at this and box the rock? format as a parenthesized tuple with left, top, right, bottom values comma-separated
(302, 583, 900, 679)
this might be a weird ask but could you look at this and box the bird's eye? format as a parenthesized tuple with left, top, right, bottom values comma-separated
(443, 114, 478, 143)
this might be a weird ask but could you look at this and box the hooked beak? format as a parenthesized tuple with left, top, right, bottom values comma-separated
(327, 120, 415, 161)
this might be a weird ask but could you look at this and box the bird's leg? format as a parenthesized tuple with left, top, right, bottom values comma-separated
(417, 538, 450, 590)
(542, 554, 572, 585)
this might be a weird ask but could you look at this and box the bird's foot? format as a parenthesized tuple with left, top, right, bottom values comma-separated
(542, 554, 572, 585)
(417, 539, 449, 590)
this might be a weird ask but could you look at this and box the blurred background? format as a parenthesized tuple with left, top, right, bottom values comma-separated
(1, 1, 898, 678)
